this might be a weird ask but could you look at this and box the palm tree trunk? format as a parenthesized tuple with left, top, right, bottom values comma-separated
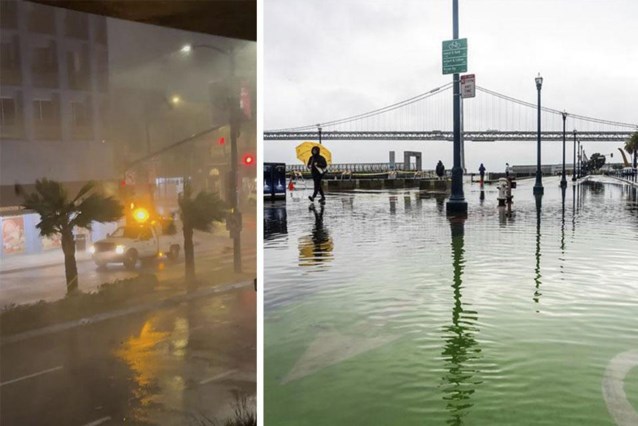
(61, 229, 79, 295)
(183, 223, 195, 286)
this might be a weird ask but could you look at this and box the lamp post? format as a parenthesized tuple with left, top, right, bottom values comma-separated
(572, 129, 576, 182)
(533, 74, 544, 195)
(317, 124, 322, 145)
(446, 0, 468, 215)
(577, 141, 581, 178)
(560, 111, 567, 188)
(181, 43, 242, 273)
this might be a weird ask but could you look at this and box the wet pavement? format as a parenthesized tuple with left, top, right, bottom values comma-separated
(0, 286, 256, 426)
(264, 176, 637, 426)
(1, 224, 256, 307)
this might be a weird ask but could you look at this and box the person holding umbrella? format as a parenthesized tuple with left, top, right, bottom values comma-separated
(307, 146, 328, 203)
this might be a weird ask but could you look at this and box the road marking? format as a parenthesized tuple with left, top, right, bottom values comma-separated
(199, 369, 238, 385)
(82, 416, 112, 426)
(602, 349, 638, 426)
(0, 365, 63, 387)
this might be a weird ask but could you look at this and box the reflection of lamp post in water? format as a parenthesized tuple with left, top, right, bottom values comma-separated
(572, 129, 576, 181)
(560, 111, 568, 188)
(533, 194, 543, 306)
(441, 216, 481, 424)
(181, 43, 243, 273)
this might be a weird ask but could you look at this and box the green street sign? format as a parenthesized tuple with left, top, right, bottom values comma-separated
(442, 38, 468, 74)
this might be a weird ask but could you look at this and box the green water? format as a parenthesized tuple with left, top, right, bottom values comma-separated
(264, 177, 637, 425)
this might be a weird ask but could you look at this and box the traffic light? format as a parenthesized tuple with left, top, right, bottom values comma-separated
(242, 153, 255, 166)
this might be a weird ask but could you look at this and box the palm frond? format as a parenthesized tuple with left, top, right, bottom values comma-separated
(179, 190, 227, 232)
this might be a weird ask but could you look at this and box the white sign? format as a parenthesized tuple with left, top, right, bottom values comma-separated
(460, 74, 475, 98)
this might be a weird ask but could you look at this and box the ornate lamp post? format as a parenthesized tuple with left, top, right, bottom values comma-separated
(533, 74, 544, 195)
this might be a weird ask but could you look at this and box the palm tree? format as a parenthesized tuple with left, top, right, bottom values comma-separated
(16, 179, 123, 295)
(178, 182, 227, 284)
(625, 131, 638, 168)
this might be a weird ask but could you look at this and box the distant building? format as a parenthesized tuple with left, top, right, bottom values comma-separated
(0, 0, 113, 208)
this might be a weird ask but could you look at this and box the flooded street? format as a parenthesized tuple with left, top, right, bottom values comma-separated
(264, 177, 637, 425)
(1, 287, 256, 426)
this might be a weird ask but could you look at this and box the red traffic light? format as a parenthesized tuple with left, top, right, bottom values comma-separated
(218, 137, 225, 145)
(242, 154, 255, 166)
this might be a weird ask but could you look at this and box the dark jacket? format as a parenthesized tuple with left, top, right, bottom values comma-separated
(479, 164, 486, 175)
(308, 154, 328, 178)
(436, 162, 445, 177)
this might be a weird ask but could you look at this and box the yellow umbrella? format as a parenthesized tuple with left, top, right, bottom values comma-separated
(296, 141, 332, 166)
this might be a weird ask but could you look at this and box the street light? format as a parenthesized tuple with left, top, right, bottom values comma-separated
(533, 73, 544, 195)
(572, 129, 576, 182)
(181, 42, 243, 273)
(445, 0, 467, 215)
(577, 140, 581, 178)
(560, 110, 567, 188)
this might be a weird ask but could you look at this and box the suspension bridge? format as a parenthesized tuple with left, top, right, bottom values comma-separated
(264, 84, 636, 142)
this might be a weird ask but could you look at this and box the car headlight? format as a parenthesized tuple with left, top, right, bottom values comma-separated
(88, 245, 95, 254)
(115, 245, 125, 255)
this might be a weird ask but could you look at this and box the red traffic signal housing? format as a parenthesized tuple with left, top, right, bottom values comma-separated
(242, 153, 255, 166)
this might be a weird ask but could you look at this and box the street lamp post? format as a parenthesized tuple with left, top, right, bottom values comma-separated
(182, 43, 242, 273)
(446, 0, 468, 215)
(577, 141, 581, 178)
(560, 111, 567, 188)
(572, 129, 576, 181)
(533, 74, 544, 195)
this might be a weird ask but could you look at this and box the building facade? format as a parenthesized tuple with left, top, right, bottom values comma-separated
(0, 0, 113, 208)
(1, 0, 115, 257)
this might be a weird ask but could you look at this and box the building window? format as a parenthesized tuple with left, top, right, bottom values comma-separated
(65, 11, 89, 39)
(1, 98, 17, 126)
(33, 99, 57, 122)
(1, 38, 19, 70)
(26, 3, 56, 34)
(31, 41, 58, 88)
(67, 48, 89, 90)
(94, 17, 107, 44)
(32, 41, 57, 71)
(0, 0, 17, 29)
(71, 100, 90, 126)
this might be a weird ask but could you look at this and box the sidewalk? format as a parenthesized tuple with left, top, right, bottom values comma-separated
(0, 226, 251, 275)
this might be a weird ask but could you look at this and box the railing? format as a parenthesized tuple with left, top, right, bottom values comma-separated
(287, 162, 421, 173)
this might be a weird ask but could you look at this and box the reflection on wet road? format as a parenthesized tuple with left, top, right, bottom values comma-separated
(0, 288, 256, 425)
(265, 177, 638, 426)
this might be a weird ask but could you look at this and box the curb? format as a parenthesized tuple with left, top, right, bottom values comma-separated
(0, 279, 253, 346)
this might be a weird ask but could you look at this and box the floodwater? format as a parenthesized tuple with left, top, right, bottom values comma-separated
(264, 176, 638, 426)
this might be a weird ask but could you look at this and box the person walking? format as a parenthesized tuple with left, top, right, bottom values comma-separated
(307, 146, 328, 203)
(436, 160, 445, 180)
(505, 162, 511, 178)
(479, 163, 486, 187)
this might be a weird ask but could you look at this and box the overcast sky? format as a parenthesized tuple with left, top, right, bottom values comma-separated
(264, 0, 638, 171)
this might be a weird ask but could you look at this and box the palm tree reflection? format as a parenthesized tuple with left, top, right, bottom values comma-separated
(441, 215, 482, 425)
(298, 203, 333, 267)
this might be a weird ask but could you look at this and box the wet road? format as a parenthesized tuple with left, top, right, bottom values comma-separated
(0, 286, 256, 425)
(1, 231, 256, 307)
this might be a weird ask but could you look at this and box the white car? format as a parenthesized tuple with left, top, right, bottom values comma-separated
(90, 222, 181, 269)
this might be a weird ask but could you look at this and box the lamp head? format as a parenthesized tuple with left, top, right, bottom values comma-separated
(535, 73, 543, 90)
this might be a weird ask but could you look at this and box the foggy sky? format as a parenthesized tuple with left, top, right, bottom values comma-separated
(264, 0, 638, 171)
